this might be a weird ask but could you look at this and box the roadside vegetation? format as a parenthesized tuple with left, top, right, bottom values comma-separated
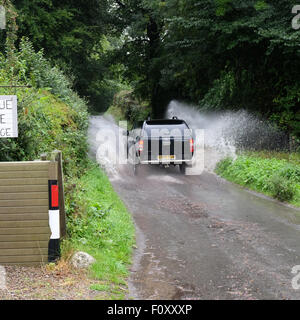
(216, 152, 300, 207)
(105, 90, 151, 128)
(63, 162, 135, 299)
(0, 38, 89, 179)
(0, 5, 136, 299)
(5, 1, 299, 141)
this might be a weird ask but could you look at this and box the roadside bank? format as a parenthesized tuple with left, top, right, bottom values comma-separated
(216, 151, 300, 208)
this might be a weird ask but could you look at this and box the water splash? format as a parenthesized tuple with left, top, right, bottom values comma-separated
(88, 115, 122, 179)
(166, 100, 289, 172)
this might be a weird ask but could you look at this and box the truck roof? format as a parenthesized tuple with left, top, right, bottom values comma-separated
(145, 119, 185, 125)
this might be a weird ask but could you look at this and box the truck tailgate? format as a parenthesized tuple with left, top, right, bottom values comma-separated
(139, 137, 193, 162)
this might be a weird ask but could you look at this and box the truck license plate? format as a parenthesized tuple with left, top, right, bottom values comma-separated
(158, 155, 176, 161)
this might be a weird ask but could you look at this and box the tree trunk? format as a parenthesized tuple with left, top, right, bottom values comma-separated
(147, 17, 165, 118)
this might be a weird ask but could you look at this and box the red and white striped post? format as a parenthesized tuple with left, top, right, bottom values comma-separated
(42, 151, 65, 263)
(45, 153, 62, 263)
(48, 180, 60, 262)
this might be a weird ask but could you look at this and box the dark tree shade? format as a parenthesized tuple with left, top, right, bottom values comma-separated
(107, 0, 300, 137)
(13, 0, 110, 108)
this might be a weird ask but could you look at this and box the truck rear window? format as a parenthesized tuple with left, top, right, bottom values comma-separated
(143, 120, 191, 138)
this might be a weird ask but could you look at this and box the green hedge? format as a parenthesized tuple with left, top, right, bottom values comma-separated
(0, 38, 89, 177)
(216, 153, 300, 207)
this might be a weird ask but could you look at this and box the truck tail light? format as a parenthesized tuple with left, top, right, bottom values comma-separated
(190, 138, 194, 154)
(138, 140, 144, 153)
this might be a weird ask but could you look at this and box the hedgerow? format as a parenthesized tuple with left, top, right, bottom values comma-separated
(0, 38, 89, 177)
(216, 153, 300, 206)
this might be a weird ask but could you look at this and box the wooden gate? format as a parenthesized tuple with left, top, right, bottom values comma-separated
(0, 151, 65, 265)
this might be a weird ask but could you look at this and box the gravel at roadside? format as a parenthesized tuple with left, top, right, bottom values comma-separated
(0, 264, 107, 300)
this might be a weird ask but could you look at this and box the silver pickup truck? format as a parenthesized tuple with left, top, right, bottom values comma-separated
(127, 117, 195, 175)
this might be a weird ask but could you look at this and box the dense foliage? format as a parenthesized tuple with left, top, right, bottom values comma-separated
(0, 38, 89, 176)
(216, 153, 300, 205)
(106, 0, 300, 139)
(1, 0, 123, 111)
(2, 1, 299, 138)
(106, 90, 151, 128)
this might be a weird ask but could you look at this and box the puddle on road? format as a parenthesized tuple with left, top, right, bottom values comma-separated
(129, 248, 198, 300)
(146, 175, 184, 184)
(158, 196, 209, 219)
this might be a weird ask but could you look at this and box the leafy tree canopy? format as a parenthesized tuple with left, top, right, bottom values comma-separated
(106, 0, 300, 137)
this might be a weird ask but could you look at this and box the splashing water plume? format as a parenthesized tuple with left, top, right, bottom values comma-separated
(89, 101, 289, 177)
(167, 100, 289, 172)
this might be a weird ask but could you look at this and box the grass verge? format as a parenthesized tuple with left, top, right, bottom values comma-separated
(215, 151, 300, 208)
(63, 161, 136, 299)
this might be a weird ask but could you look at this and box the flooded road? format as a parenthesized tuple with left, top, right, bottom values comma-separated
(89, 116, 300, 300)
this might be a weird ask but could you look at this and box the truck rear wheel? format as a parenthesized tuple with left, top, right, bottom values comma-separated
(133, 164, 139, 176)
(179, 164, 186, 175)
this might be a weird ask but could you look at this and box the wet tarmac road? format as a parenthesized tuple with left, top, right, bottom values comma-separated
(89, 116, 300, 300)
